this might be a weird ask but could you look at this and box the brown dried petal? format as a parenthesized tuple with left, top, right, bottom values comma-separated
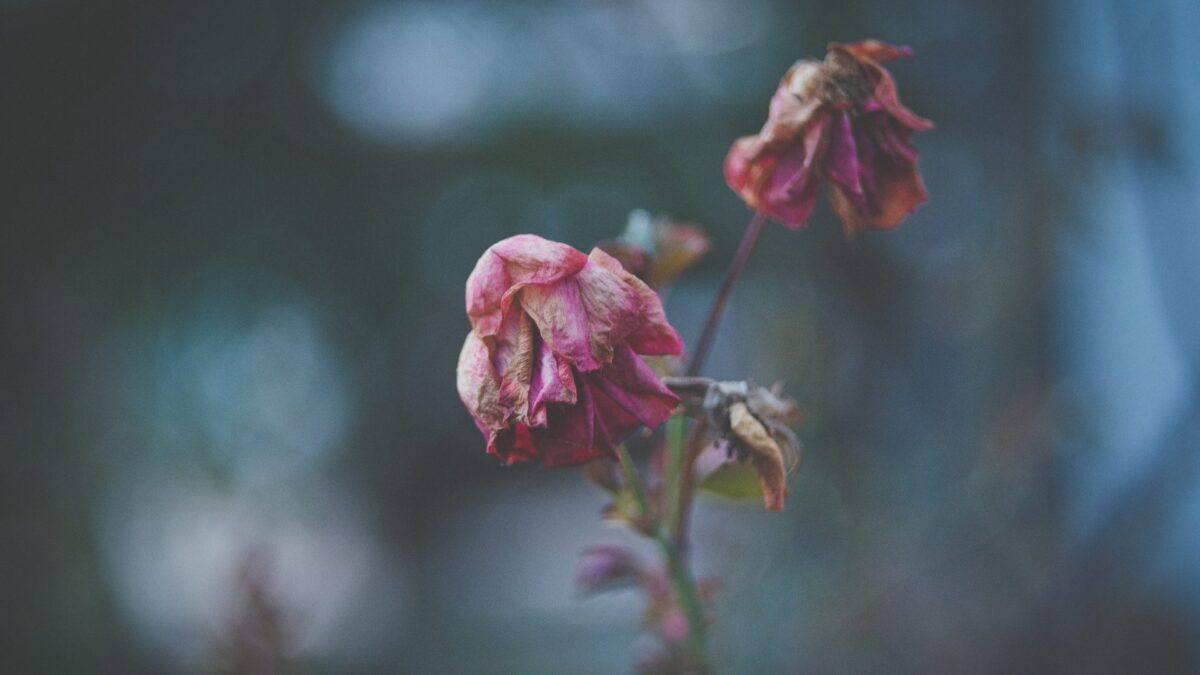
(729, 402, 789, 511)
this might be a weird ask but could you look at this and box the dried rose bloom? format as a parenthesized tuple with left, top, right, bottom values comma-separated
(457, 234, 685, 467)
(725, 40, 934, 235)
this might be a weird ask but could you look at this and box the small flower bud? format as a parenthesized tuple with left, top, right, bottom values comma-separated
(576, 546, 643, 596)
(598, 210, 711, 290)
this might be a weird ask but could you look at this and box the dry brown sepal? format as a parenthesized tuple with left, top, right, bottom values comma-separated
(664, 377, 803, 511)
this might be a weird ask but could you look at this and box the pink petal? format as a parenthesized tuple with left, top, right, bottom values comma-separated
(488, 423, 539, 465)
(829, 116, 928, 233)
(587, 381, 643, 448)
(519, 272, 602, 371)
(760, 112, 832, 229)
(586, 343, 679, 440)
(828, 40, 913, 64)
(465, 234, 589, 337)
(829, 41, 933, 132)
(823, 111, 864, 200)
(870, 67, 935, 132)
(762, 61, 824, 140)
(493, 307, 535, 419)
(456, 331, 508, 431)
(521, 254, 648, 371)
(527, 337, 577, 427)
(724, 135, 766, 203)
(587, 248, 684, 357)
(530, 381, 605, 467)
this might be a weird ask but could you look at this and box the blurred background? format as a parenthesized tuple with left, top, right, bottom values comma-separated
(3, 0, 1200, 672)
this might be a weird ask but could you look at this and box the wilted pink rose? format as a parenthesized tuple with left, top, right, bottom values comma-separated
(725, 40, 934, 235)
(457, 234, 685, 467)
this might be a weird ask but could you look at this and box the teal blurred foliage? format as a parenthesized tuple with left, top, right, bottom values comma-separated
(3, 0, 1200, 673)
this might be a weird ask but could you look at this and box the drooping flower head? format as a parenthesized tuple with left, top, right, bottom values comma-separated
(457, 234, 685, 467)
(725, 40, 934, 235)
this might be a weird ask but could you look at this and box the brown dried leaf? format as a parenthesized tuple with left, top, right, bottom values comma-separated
(728, 402, 789, 511)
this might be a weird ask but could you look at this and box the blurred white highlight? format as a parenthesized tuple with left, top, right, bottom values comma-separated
(315, 0, 773, 145)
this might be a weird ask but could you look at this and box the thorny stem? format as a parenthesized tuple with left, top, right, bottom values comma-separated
(615, 443, 709, 670)
(685, 211, 769, 377)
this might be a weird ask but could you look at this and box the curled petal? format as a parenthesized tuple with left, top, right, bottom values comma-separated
(519, 273, 602, 370)
(729, 402, 789, 511)
(724, 135, 766, 206)
(588, 380, 643, 448)
(456, 331, 507, 430)
(760, 112, 832, 229)
(526, 338, 577, 427)
(488, 423, 541, 465)
(727, 120, 830, 230)
(723, 60, 825, 219)
(828, 39, 912, 64)
(465, 234, 589, 337)
(830, 41, 933, 132)
(493, 308, 536, 420)
(830, 116, 928, 234)
(763, 61, 825, 141)
(490, 381, 605, 467)
(823, 111, 864, 201)
(868, 65, 935, 132)
(529, 379, 604, 467)
(586, 344, 680, 443)
(588, 248, 684, 356)
(521, 250, 682, 371)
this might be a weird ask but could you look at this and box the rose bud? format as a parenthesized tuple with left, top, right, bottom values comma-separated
(725, 40, 934, 235)
(598, 210, 711, 290)
(457, 234, 685, 467)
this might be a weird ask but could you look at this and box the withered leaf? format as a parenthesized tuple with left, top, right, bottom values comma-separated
(728, 402, 788, 511)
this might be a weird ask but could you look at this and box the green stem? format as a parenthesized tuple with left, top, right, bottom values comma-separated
(675, 421, 708, 547)
(663, 413, 687, 540)
(615, 443, 709, 670)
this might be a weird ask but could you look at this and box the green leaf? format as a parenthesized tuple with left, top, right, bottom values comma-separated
(697, 461, 763, 501)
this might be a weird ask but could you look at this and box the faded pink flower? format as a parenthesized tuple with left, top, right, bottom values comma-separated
(725, 40, 934, 235)
(457, 234, 685, 467)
